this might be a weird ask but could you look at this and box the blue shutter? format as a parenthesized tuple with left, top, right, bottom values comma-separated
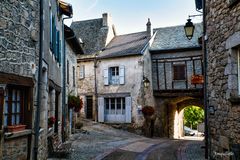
(50, 12, 52, 49)
(52, 17, 56, 54)
(59, 39, 61, 64)
(56, 30, 59, 61)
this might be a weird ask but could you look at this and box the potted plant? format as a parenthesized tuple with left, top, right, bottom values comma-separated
(48, 116, 56, 128)
(142, 106, 155, 117)
(68, 95, 83, 113)
(191, 75, 204, 84)
(7, 124, 26, 132)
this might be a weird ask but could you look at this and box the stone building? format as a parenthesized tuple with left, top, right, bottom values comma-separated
(64, 25, 84, 134)
(71, 13, 116, 121)
(206, 0, 240, 159)
(0, 0, 39, 159)
(0, 0, 74, 159)
(73, 14, 154, 128)
(96, 28, 154, 126)
(149, 24, 203, 138)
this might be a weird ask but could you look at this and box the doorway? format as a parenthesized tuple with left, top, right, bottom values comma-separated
(86, 96, 93, 119)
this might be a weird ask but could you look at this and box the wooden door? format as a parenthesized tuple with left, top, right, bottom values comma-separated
(0, 88, 4, 160)
(86, 96, 93, 119)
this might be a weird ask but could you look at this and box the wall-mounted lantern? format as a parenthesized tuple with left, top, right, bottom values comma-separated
(143, 77, 150, 88)
(184, 19, 195, 40)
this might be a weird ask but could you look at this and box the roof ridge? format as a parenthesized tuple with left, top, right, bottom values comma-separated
(153, 23, 202, 30)
(116, 31, 147, 37)
(71, 18, 102, 24)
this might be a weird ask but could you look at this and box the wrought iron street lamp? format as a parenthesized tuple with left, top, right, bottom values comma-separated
(184, 19, 195, 40)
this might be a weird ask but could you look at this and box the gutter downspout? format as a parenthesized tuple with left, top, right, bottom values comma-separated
(202, 0, 209, 158)
(62, 16, 72, 142)
(34, 0, 44, 159)
(94, 54, 98, 122)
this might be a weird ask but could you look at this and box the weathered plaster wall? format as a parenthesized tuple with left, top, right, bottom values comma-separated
(77, 58, 96, 117)
(206, 0, 240, 158)
(66, 43, 77, 96)
(97, 56, 145, 125)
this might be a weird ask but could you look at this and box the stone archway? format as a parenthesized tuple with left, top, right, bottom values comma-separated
(168, 97, 203, 139)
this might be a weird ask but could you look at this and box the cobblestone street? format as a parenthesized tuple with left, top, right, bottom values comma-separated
(49, 119, 205, 160)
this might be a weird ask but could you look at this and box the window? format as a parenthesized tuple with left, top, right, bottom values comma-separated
(73, 66, 75, 87)
(173, 65, 186, 80)
(50, 12, 61, 63)
(79, 65, 85, 79)
(104, 66, 125, 85)
(4, 87, 28, 126)
(67, 60, 69, 84)
(110, 67, 119, 84)
(104, 98, 125, 115)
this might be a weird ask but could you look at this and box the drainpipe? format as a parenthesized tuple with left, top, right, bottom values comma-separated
(34, 0, 44, 159)
(202, 0, 209, 158)
(94, 54, 98, 122)
(62, 16, 72, 142)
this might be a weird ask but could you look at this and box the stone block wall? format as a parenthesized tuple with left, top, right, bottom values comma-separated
(0, 0, 39, 77)
(3, 137, 28, 160)
(206, 0, 240, 158)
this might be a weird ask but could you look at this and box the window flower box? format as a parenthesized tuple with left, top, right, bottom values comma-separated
(191, 75, 204, 84)
(7, 125, 26, 132)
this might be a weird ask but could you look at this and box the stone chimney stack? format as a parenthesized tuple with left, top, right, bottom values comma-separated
(146, 18, 152, 39)
(102, 13, 112, 27)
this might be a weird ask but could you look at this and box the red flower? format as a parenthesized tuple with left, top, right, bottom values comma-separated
(48, 116, 56, 126)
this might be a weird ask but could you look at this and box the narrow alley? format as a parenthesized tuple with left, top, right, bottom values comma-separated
(58, 120, 205, 160)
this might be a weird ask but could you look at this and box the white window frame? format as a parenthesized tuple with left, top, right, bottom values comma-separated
(110, 67, 120, 85)
(79, 65, 85, 79)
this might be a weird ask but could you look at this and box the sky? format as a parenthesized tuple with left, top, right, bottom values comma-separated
(63, 0, 202, 35)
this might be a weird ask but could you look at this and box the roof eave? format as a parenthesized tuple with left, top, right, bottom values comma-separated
(149, 46, 202, 54)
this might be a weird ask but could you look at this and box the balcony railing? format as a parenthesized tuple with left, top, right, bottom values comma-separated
(152, 55, 203, 91)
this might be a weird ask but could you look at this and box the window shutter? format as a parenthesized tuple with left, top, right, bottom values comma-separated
(79, 65, 85, 79)
(119, 65, 125, 84)
(56, 30, 59, 61)
(98, 97, 104, 122)
(59, 39, 61, 64)
(52, 16, 56, 53)
(50, 12, 53, 49)
(104, 68, 109, 85)
(125, 97, 131, 123)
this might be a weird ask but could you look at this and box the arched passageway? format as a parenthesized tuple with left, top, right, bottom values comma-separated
(167, 96, 203, 139)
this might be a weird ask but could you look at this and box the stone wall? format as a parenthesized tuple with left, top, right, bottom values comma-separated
(3, 137, 28, 160)
(206, 0, 240, 158)
(0, 0, 39, 77)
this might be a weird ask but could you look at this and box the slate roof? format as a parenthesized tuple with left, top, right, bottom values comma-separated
(97, 31, 149, 59)
(150, 23, 202, 51)
(71, 18, 105, 54)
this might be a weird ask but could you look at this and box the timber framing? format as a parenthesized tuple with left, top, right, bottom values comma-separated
(0, 72, 34, 87)
(153, 89, 203, 97)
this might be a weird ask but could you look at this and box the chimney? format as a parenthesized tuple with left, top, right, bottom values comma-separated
(102, 13, 112, 27)
(146, 18, 152, 39)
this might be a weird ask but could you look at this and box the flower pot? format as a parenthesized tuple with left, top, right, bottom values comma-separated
(7, 125, 26, 132)
(191, 75, 204, 84)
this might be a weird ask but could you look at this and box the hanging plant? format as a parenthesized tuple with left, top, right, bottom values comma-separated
(68, 95, 83, 112)
(142, 106, 155, 117)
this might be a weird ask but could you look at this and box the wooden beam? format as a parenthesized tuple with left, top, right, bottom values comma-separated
(0, 72, 34, 87)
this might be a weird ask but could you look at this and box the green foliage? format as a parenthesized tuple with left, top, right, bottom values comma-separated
(184, 106, 204, 129)
(68, 95, 83, 112)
